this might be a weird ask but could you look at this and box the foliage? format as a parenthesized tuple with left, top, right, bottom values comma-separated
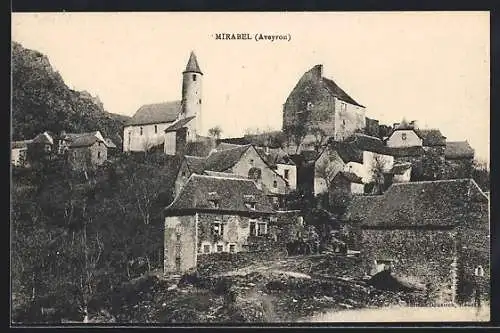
(11, 154, 180, 323)
(283, 123, 308, 153)
(208, 126, 223, 140)
(471, 159, 490, 192)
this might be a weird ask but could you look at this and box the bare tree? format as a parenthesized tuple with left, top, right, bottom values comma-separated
(310, 127, 328, 152)
(283, 123, 308, 154)
(370, 154, 389, 194)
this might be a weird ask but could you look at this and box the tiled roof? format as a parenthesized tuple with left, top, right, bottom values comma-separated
(444, 141, 475, 160)
(344, 133, 391, 155)
(184, 51, 203, 74)
(345, 179, 488, 227)
(32, 132, 54, 145)
(255, 147, 295, 166)
(69, 134, 102, 148)
(344, 195, 383, 222)
(11, 140, 32, 149)
(321, 77, 364, 108)
(216, 137, 251, 146)
(329, 141, 363, 164)
(165, 116, 196, 133)
(414, 129, 447, 146)
(391, 162, 412, 175)
(215, 142, 245, 151)
(184, 155, 206, 174)
(335, 171, 364, 184)
(165, 174, 274, 214)
(184, 140, 215, 157)
(126, 101, 181, 126)
(204, 144, 251, 172)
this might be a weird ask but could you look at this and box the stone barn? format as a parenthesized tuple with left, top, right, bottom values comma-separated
(345, 179, 489, 305)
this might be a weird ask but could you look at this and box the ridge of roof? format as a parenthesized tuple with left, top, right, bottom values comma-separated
(126, 101, 181, 126)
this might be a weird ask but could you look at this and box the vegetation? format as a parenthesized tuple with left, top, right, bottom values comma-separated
(11, 41, 129, 147)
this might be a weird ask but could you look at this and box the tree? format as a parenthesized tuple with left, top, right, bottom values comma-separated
(369, 154, 389, 194)
(472, 158, 490, 192)
(208, 126, 222, 140)
(310, 127, 328, 152)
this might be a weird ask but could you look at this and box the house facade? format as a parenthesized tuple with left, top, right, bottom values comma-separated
(123, 51, 203, 154)
(163, 174, 275, 274)
(67, 134, 108, 169)
(345, 179, 489, 305)
(282, 64, 366, 146)
(256, 146, 297, 190)
(11, 140, 32, 167)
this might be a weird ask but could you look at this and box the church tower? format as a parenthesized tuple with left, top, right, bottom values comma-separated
(181, 51, 203, 141)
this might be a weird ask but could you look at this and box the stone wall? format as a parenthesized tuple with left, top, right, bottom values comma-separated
(334, 98, 366, 141)
(360, 228, 457, 304)
(164, 214, 197, 274)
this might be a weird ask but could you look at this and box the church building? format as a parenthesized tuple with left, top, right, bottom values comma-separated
(123, 51, 204, 154)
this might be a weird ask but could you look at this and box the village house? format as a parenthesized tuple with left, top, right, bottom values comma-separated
(385, 120, 447, 155)
(174, 143, 290, 209)
(11, 139, 32, 167)
(66, 133, 108, 170)
(123, 51, 204, 154)
(345, 179, 489, 305)
(282, 64, 366, 148)
(255, 146, 297, 190)
(163, 173, 275, 274)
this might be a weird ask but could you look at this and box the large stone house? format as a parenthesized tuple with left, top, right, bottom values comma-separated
(123, 51, 203, 154)
(174, 143, 290, 209)
(282, 64, 366, 148)
(163, 174, 275, 274)
(345, 179, 489, 305)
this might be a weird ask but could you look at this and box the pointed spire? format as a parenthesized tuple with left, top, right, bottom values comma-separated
(184, 51, 203, 75)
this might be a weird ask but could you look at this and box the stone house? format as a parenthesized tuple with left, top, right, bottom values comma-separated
(282, 64, 366, 145)
(255, 146, 297, 190)
(385, 120, 447, 155)
(163, 174, 275, 274)
(66, 133, 108, 169)
(11, 140, 32, 167)
(345, 179, 489, 305)
(123, 51, 203, 153)
(58, 131, 106, 153)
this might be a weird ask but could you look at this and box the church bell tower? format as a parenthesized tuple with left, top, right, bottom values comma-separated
(181, 51, 203, 141)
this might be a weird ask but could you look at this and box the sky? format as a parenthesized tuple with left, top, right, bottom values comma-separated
(12, 12, 490, 162)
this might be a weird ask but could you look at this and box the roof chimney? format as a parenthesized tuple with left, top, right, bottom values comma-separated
(312, 64, 323, 79)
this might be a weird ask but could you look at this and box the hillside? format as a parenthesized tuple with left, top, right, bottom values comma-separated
(11, 41, 130, 147)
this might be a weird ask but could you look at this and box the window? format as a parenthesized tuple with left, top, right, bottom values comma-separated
(175, 257, 181, 271)
(343, 120, 346, 126)
(257, 222, 267, 236)
(199, 99, 202, 104)
(284, 169, 289, 180)
(155, 125, 158, 134)
(249, 159, 254, 165)
(209, 199, 220, 209)
(97, 151, 101, 159)
(273, 180, 278, 188)
(203, 244, 211, 253)
(181, 171, 187, 177)
(176, 233, 181, 242)
(212, 222, 224, 236)
(140, 127, 143, 136)
(192, 74, 197, 81)
(249, 220, 256, 236)
(216, 244, 224, 252)
(401, 133, 407, 141)
(306, 102, 314, 111)
(229, 244, 236, 253)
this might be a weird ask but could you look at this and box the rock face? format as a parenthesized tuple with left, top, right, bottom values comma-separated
(11, 41, 129, 147)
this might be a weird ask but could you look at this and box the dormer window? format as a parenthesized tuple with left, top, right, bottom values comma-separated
(402, 133, 407, 141)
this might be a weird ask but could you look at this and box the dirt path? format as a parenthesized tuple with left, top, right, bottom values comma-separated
(303, 304, 491, 322)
